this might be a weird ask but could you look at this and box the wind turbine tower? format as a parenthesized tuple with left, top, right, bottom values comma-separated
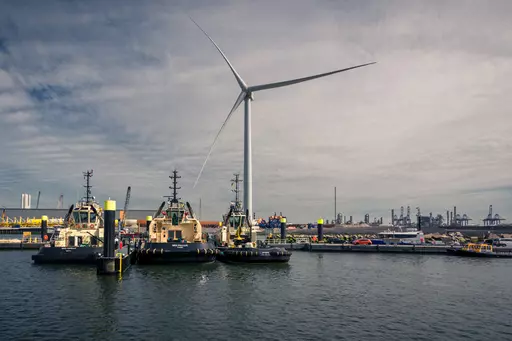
(191, 18, 376, 220)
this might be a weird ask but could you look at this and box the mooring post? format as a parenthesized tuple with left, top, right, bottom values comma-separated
(97, 200, 116, 275)
(41, 215, 48, 241)
(146, 216, 152, 234)
(280, 217, 287, 242)
(317, 218, 324, 242)
(104, 200, 116, 258)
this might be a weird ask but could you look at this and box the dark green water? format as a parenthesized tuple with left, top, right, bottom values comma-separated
(1, 251, 512, 341)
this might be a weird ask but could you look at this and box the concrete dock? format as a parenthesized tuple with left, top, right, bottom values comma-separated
(307, 243, 460, 253)
(262, 239, 461, 253)
(0, 240, 43, 250)
(97, 246, 136, 275)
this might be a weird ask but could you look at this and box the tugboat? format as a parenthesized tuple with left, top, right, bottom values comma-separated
(136, 170, 216, 264)
(216, 173, 291, 264)
(217, 173, 254, 246)
(32, 170, 104, 264)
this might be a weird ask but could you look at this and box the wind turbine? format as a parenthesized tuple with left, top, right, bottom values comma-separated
(191, 18, 375, 221)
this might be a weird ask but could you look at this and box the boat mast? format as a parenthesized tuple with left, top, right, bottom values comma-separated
(231, 173, 242, 212)
(83, 170, 93, 203)
(164, 170, 181, 204)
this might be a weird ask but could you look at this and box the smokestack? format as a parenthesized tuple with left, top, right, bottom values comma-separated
(334, 186, 337, 225)
(450, 212, 453, 225)
(446, 211, 449, 226)
(391, 209, 395, 225)
(454, 206, 457, 225)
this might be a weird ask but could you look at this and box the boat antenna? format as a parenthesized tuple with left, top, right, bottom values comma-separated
(231, 173, 242, 211)
(83, 170, 93, 203)
(164, 170, 181, 204)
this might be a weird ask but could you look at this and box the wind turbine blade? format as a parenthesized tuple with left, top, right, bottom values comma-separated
(189, 17, 247, 90)
(249, 62, 376, 92)
(193, 91, 246, 188)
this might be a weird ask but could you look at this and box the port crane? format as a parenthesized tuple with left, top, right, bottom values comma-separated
(120, 186, 131, 231)
(36, 191, 41, 209)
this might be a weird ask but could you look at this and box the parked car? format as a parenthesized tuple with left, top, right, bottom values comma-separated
(353, 239, 372, 245)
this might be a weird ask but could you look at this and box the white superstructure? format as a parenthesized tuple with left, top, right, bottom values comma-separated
(378, 229, 425, 244)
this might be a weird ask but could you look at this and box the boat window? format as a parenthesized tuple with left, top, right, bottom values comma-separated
(175, 230, 182, 240)
(379, 233, 417, 239)
(80, 212, 89, 223)
(230, 216, 243, 228)
(90, 212, 97, 223)
(73, 212, 80, 222)
(171, 212, 179, 226)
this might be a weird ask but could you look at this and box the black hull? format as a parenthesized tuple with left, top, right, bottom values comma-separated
(217, 247, 291, 264)
(32, 246, 102, 264)
(447, 248, 512, 258)
(136, 242, 216, 264)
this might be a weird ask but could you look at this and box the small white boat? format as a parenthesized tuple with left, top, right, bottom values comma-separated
(378, 228, 425, 244)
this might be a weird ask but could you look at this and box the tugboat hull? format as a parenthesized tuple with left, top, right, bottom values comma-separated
(217, 247, 291, 264)
(32, 246, 102, 264)
(137, 242, 216, 264)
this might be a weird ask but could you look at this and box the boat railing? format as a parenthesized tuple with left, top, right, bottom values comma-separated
(265, 237, 310, 244)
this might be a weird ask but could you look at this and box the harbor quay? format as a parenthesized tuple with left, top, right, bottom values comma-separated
(2, 224, 509, 256)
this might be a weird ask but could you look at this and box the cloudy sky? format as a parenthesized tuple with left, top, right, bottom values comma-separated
(1, 0, 511, 223)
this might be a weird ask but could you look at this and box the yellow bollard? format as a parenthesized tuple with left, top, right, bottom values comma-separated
(118, 253, 122, 273)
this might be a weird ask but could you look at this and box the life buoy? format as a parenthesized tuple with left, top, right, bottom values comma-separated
(90, 224, 94, 228)
(43, 235, 48, 241)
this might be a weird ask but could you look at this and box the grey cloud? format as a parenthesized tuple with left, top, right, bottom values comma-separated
(0, 0, 511, 222)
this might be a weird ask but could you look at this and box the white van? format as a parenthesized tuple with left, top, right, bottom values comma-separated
(488, 238, 512, 249)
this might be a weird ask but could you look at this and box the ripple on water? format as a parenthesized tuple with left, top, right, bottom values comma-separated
(1, 251, 512, 340)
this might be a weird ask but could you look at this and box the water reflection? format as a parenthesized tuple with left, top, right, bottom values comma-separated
(2, 251, 512, 340)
